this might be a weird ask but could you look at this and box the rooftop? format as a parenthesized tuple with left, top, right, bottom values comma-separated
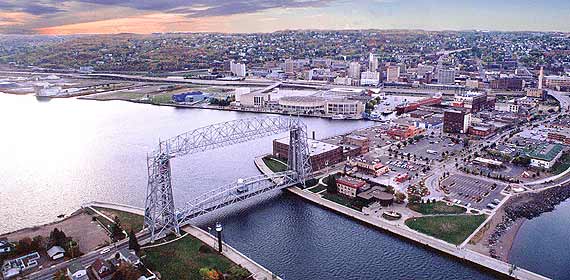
(526, 143, 564, 161)
(275, 137, 340, 155)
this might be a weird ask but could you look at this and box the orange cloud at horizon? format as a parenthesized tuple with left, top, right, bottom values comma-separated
(36, 13, 232, 35)
(0, 12, 37, 26)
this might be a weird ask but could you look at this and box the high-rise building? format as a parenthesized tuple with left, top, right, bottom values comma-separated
(368, 53, 379, 72)
(443, 109, 471, 134)
(230, 60, 246, 77)
(360, 71, 380, 86)
(386, 66, 401, 83)
(437, 69, 456, 85)
(348, 62, 361, 79)
(538, 66, 544, 90)
(284, 59, 295, 74)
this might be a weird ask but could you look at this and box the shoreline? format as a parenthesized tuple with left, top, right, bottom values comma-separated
(486, 184, 570, 263)
(286, 186, 548, 280)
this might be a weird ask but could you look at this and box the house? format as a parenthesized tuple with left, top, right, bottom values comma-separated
(2, 252, 41, 279)
(118, 249, 141, 266)
(91, 259, 113, 280)
(0, 239, 13, 254)
(67, 262, 88, 280)
(47, 246, 66, 260)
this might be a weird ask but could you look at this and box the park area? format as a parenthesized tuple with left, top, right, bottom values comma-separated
(405, 215, 487, 245)
(143, 234, 250, 280)
(408, 201, 467, 215)
(92, 207, 145, 232)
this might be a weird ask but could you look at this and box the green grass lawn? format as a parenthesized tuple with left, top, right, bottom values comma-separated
(143, 234, 249, 280)
(408, 201, 466, 215)
(308, 184, 327, 193)
(552, 153, 570, 175)
(262, 156, 288, 173)
(405, 215, 487, 245)
(322, 192, 365, 211)
(92, 207, 145, 232)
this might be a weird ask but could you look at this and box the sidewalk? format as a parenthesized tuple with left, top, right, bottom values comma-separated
(181, 225, 281, 280)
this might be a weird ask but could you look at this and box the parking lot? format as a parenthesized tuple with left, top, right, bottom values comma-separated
(400, 136, 463, 161)
(440, 174, 506, 209)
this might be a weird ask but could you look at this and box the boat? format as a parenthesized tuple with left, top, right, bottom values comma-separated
(331, 115, 346, 120)
(381, 108, 394, 115)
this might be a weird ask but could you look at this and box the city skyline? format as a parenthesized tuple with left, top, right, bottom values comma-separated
(1, 0, 570, 35)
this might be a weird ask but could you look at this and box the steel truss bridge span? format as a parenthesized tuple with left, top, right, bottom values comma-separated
(144, 116, 312, 241)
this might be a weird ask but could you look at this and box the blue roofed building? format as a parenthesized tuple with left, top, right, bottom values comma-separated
(171, 91, 208, 103)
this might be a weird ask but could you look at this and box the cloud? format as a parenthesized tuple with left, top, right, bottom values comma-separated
(70, 0, 332, 17)
(0, 0, 333, 34)
(0, 1, 64, 15)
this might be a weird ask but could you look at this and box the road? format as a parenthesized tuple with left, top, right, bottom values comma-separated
(26, 230, 150, 280)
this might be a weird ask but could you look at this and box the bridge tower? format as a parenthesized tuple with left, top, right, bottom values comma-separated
(144, 149, 180, 241)
(287, 120, 312, 185)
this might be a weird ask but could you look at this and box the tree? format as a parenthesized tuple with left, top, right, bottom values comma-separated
(53, 270, 68, 280)
(227, 265, 250, 280)
(16, 237, 33, 254)
(112, 263, 141, 280)
(199, 267, 221, 280)
(326, 175, 337, 194)
(49, 228, 67, 248)
(128, 230, 140, 253)
(110, 216, 124, 241)
(394, 192, 407, 203)
(408, 194, 422, 204)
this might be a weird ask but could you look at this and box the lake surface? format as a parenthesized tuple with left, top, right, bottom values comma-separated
(0, 93, 526, 279)
(510, 199, 570, 280)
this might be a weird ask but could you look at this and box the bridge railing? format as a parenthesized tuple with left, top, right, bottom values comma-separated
(177, 171, 297, 226)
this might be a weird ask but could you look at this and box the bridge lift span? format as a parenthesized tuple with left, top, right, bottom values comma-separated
(144, 116, 312, 241)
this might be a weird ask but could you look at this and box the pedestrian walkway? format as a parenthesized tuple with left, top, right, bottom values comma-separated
(182, 225, 281, 280)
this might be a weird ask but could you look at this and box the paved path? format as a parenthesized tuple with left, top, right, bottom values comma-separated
(288, 187, 550, 280)
(182, 225, 281, 280)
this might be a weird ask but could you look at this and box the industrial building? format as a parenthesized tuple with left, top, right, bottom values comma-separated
(526, 143, 564, 169)
(273, 137, 343, 171)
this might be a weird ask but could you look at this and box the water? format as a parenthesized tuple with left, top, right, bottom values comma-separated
(510, 199, 570, 280)
(0, 93, 498, 279)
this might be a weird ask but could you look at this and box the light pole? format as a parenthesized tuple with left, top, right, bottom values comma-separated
(215, 222, 223, 253)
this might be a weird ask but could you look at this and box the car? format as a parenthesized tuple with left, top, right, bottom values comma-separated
(493, 199, 502, 205)
(486, 203, 496, 209)
(100, 247, 111, 255)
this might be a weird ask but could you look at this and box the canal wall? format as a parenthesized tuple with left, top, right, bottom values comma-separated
(286, 187, 549, 280)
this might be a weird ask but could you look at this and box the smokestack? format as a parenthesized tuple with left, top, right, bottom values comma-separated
(312, 131, 316, 140)
(538, 66, 544, 90)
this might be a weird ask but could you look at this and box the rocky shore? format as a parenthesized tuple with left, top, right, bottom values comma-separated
(488, 185, 570, 259)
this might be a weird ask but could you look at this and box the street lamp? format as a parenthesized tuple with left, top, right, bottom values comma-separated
(215, 222, 223, 253)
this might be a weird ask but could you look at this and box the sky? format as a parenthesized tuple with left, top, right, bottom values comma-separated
(0, 0, 569, 35)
